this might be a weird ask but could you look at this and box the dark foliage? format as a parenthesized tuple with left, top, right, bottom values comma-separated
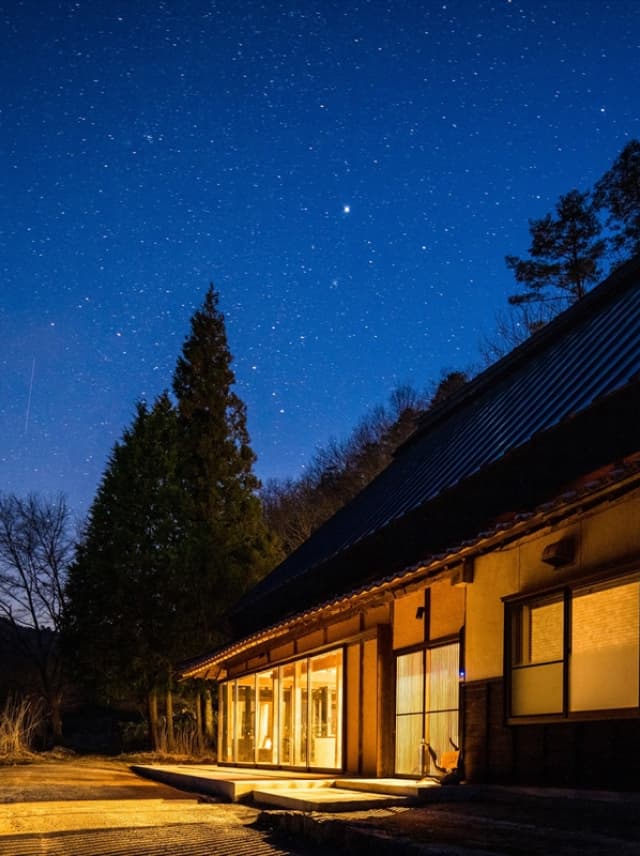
(262, 375, 468, 556)
(63, 286, 279, 747)
(594, 138, 640, 258)
(172, 285, 281, 646)
(506, 188, 606, 311)
(62, 394, 186, 706)
(0, 493, 74, 742)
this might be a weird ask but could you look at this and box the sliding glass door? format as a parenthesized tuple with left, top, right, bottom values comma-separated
(219, 648, 343, 768)
(395, 642, 460, 777)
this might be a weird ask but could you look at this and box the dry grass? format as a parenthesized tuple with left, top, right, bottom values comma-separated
(154, 717, 213, 759)
(0, 695, 44, 762)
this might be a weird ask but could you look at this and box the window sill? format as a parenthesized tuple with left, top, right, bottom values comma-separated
(507, 707, 640, 726)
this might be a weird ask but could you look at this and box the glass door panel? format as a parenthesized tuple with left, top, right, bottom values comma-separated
(236, 675, 256, 763)
(294, 658, 308, 766)
(309, 649, 342, 768)
(395, 650, 425, 775)
(395, 643, 460, 777)
(278, 659, 309, 767)
(256, 669, 276, 763)
(395, 712, 423, 776)
(425, 643, 460, 774)
(220, 648, 344, 768)
(279, 664, 294, 765)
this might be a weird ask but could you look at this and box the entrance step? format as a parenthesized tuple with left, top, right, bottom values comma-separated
(336, 777, 442, 799)
(252, 784, 411, 812)
(132, 765, 334, 803)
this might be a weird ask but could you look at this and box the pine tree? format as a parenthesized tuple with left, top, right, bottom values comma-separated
(62, 394, 186, 713)
(63, 287, 279, 744)
(506, 189, 606, 313)
(594, 139, 640, 258)
(172, 285, 280, 647)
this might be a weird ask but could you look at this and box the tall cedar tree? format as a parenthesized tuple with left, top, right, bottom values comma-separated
(172, 285, 280, 647)
(506, 189, 606, 312)
(594, 139, 640, 258)
(62, 394, 187, 709)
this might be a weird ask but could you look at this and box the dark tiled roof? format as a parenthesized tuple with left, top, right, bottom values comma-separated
(183, 453, 640, 677)
(239, 256, 640, 625)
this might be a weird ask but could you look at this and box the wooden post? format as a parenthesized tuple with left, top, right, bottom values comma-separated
(377, 623, 395, 777)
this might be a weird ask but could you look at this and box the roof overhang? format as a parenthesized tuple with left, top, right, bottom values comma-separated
(180, 452, 640, 681)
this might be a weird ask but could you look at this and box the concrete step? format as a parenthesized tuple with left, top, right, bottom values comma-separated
(252, 785, 411, 812)
(133, 764, 336, 802)
(336, 777, 441, 799)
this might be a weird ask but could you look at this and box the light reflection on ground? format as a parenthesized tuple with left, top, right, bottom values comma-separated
(0, 760, 308, 856)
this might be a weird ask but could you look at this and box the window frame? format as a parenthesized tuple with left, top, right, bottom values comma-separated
(218, 645, 344, 770)
(505, 573, 640, 724)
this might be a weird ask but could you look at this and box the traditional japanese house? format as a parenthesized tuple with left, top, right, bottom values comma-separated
(182, 255, 640, 788)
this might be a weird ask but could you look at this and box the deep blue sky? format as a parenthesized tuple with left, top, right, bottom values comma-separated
(2, 0, 639, 518)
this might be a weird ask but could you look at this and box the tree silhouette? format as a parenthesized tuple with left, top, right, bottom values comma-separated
(0, 493, 73, 742)
(595, 138, 640, 259)
(172, 285, 280, 647)
(506, 189, 606, 314)
(63, 395, 187, 743)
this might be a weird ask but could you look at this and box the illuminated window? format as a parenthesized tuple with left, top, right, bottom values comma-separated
(510, 595, 564, 716)
(570, 581, 639, 712)
(395, 643, 460, 776)
(507, 578, 640, 718)
(219, 648, 343, 768)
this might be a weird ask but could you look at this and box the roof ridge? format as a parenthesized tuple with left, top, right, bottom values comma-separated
(400, 254, 640, 452)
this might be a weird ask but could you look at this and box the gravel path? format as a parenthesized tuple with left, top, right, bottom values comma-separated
(0, 760, 319, 856)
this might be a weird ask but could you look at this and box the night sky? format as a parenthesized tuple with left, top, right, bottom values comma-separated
(2, 0, 639, 519)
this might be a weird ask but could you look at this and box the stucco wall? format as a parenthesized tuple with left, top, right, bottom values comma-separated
(463, 485, 640, 786)
(465, 487, 640, 684)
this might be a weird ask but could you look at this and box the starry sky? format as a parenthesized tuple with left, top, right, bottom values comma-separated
(2, 0, 639, 519)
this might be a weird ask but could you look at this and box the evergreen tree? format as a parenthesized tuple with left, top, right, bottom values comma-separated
(506, 189, 606, 313)
(63, 394, 186, 716)
(172, 285, 280, 647)
(594, 139, 640, 258)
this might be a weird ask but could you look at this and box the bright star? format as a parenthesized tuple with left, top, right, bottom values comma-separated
(343, 204, 351, 214)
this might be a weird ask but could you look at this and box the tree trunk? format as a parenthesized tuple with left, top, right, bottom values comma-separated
(148, 688, 160, 751)
(203, 688, 214, 748)
(194, 691, 203, 754)
(49, 693, 63, 745)
(165, 686, 175, 753)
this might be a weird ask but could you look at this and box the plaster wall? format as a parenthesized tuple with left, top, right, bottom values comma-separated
(465, 487, 640, 683)
(393, 589, 425, 649)
(430, 579, 465, 640)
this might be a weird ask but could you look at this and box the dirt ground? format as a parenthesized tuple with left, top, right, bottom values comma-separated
(0, 758, 323, 856)
(2, 759, 640, 855)
(339, 789, 640, 855)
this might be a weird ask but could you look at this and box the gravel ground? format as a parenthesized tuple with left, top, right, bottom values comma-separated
(2, 759, 640, 855)
(266, 789, 640, 855)
(0, 759, 327, 856)
(354, 796, 640, 855)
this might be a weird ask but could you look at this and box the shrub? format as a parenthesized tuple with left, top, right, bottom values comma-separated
(0, 695, 43, 760)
